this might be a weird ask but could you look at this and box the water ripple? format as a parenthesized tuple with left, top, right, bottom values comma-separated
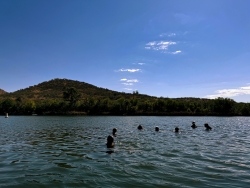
(1, 116, 250, 187)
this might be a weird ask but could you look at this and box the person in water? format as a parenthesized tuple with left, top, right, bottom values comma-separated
(106, 135, 114, 148)
(204, 123, 212, 130)
(175, 127, 179, 133)
(191, 121, 197, 129)
(138, 125, 143, 130)
(112, 128, 117, 136)
(155, 126, 159, 131)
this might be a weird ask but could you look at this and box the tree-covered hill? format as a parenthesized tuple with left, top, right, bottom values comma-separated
(0, 78, 154, 101)
(0, 78, 249, 116)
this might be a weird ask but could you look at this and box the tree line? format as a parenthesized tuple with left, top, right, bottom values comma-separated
(0, 87, 250, 116)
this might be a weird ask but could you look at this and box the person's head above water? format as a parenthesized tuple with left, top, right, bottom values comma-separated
(138, 125, 143, 130)
(204, 123, 212, 130)
(191, 121, 197, 128)
(112, 128, 117, 135)
(107, 135, 114, 148)
(155, 126, 159, 131)
(175, 127, 179, 132)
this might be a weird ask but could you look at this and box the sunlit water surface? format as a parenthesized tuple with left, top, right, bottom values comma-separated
(1, 116, 250, 188)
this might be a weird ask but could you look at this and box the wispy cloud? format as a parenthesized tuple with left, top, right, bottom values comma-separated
(127, 79, 138, 83)
(122, 83, 133, 86)
(120, 78, 138, 83)
(145, 41, 176, 51)
(159, 33, 176, 37)
(171, 50, 182, 54)
(138, 63, 145, 65)
(133, 62, 145, 65)
(124, 88, 133, 90)
(205, 85, 250, 99)
(120, 78, 139, 86)
(117, 68, 141, 72)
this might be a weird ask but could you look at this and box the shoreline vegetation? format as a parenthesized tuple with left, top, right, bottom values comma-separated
(0, 78, 250, 116)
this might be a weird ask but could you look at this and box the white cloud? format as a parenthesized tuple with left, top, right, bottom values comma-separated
(118, 68, 141, 72)
(159, 32, 176, 37)
(120, 78, 139, 87)
(171, 50, 182, 54)
(124, 88, 133, 90)
(145, 41, 176, 51)
(122, 83, 133, 86)
(147, 41, 157, 46)
(241, 86, 250, 90)
(120, 78, 139, 83)
(138, 63, 145, 65)
(205, 85, 250, 99)
(126, 79, 138, 83)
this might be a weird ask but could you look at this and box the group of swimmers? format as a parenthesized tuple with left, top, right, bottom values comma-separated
(106, 122, 212, 148)
(191, 121, 212, 130)
(175, 121, 212, 132)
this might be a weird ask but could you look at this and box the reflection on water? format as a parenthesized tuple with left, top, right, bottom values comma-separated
(0, 116, 250, 187)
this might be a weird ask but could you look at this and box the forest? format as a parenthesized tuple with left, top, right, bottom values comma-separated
(0, 79, 250, 116)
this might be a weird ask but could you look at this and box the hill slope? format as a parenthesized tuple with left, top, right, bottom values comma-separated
(0, 78, 153, 101)
(0, 89, 7, 95)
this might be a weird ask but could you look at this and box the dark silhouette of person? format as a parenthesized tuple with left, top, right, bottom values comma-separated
(175, 127, 179, 133)
(112, 128, 117, 136)
(138, 125, 143, 130)
(106, 135, 114, 148)
(191, 121, 197, 129)
(204, 123, 212, 130)
(155, 126, 159, 131)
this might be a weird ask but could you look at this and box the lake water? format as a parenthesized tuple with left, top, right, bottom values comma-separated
(1, 116, 250, 188)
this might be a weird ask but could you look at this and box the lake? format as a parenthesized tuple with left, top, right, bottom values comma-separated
(1, 116, 250, 188)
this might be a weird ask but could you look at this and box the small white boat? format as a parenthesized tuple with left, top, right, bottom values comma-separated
(5, 113, 8, 118)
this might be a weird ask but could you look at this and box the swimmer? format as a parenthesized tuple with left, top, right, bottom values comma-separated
(112, 128, 117, 136)
(138, 125, 143, 130)
(155, 126, 159, 131)
(204, 123, 212, 130)
(106, 135, 114, 148)
(191, 121, 197, 129)
(175, 127, 179, 133)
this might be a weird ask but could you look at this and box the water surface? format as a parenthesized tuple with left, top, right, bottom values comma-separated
(1, 116, 250, 187)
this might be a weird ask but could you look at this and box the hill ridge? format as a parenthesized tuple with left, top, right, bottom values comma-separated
(0, 78, 152, 101)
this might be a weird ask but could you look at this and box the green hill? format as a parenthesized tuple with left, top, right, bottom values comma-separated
(0, 78, 154, 101)
(0, 78, 249, 116)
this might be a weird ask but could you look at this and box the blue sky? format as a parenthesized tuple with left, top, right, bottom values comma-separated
(0, 0, 250, 102)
